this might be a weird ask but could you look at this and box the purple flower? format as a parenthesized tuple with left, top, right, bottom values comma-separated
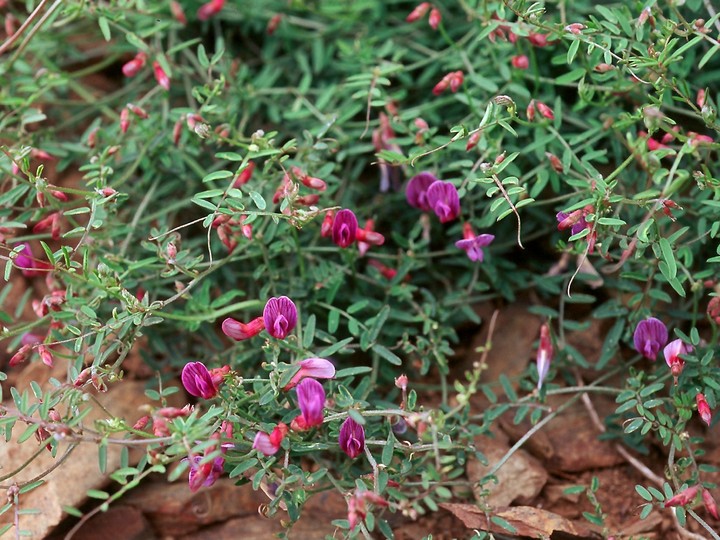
(455, 234, 494, 262)
(15, 243, 45, 277)
(556, 211, 587, 236)
(339, 417, 365, 459)
(187, 455, 224, 492)
(263, 296, 297, 339)
(292, 378, 326, 430)
(633, 318, 668, 360)
(426, 180, 460, 223)
(332, 209, 358, 248)
(284, 357, 336, 390)
(181, 361, 219, 399)
(406, 172, 437, 211)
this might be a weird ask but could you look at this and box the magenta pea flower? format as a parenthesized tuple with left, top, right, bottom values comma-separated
(406, 172, 437, 211)
(426, 180, 460, 223)
(633, 318, 668, 360)
(455, 222, 494, 262)
(181, 361, 227, 399)
(339, 417, 365, 459)
(14, 243, 50, 277)
(263, 296, 297, 339)
(664, 338, 693, 380)
(253, 423, 289, 456)
(284, 357, 336, 390)
(333, 209, 358, 248)
(556, 210, 588, 236)
(291, 378, 326, 431)
(187, 455, 224, 492)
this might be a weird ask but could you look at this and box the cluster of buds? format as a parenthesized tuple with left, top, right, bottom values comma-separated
(211, 213, 252, 252)
(432, 71, 464, 96)
(32, 409, 70, 451)
(272, 168, 326, 211)
(222, 296, 298, 341)
(120, 103, 148, 134)
(527, 99, 555, 121)
(133, 404, 192, 439)
(32, 290, 66, 317)
(73, 367, 108, 392)
(406, 2, 441, 30)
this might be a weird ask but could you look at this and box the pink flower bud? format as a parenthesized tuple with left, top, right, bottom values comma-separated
(526, 99, 536, 121)
(222, 316, 265, 341)
(511, 55, 529, 69)
(697, 89, 707, 108)
(127, 103, 148, 119)
(395, 374, 408, 390)
(406, 2, 431, 23)
(546, 152, 564, 173)
(528, 33, 549, 47)
(133, 415, 151, 430)
(564, 23, 586, 34)
(197, 0, 225, 21)
(173, 118, 183, 146)
(703, 489, 719, 519)
(37, 345, 53, 367)
(368, 259, 399, 280)
(153, 61, 170, 90)
(428, 7, 441, 29)
(120, 108, 130, 134)
(170, 1, 187, 25)
(697, 393, 712, 426)
(594, 63, 614, 73)
(33, 212, 61, 240)
(664, 484, 700, 508)
(9, 344, 32, 367)
(449, 71, 464, 93)
(284, 358, 336, 390)
(253, 423, 288, 455)
(321, 210, 334, 238)
(87, 127, 99, 148)
(536, 324, 553, 389)
(233, 161, 255, 187)
(536, 101, 554, 120)
(122, 52, 147, 77)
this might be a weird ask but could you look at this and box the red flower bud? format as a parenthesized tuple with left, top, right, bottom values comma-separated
(528, 33, 549, 47)
(127, 103, 148, 119)
(511, 55, 529, 69)
(594, 63, 614, 73)
(321, 211, 334, 238)
(153, 61, 170, 90)
(120, 108, 130, 134)
(9, 344, 32, 367)
(697, 393, 712, 426)
(406, 2, 431, 23)
(664, 484, 700, 508)
(449, 71, 464, 93)
(267, 14, 282, 35)
(703, 489, 719, 520)
(233, 161, 255, 187)
(526, 99, 536, 121)
(466, 131, 481, 151)
(428, 8, 441, 29)
(122, 52, 147, 78)
(546, 152, 564, 173)
(536, 101, 554, 120)
(37, 345, 54, 367)
(564, 23, 586, 34)
(197, 0, 225, 21)
(170, 1, 187, 25)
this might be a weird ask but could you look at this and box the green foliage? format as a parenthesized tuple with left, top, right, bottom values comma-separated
(1, 0, 720, 537)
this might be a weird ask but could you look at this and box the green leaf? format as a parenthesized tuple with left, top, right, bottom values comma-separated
(360, 305, 390, 351)
(372, 344, 402, 365)
(303, 314, 316, 349)
(635, 485, 653, 501)
(98, 17, 111, 41)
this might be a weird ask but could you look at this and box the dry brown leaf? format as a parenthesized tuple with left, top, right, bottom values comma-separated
(440, 503, 602, 539)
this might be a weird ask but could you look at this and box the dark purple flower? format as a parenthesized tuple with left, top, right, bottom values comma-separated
(426, 180, 460, 223)
(556, 211, 588, 236)
(187, 455, 224, 492)
(263, 296, 297, 339)
(633, 318, 668, 360)
(332, 209, 358, 248)
(339, 417, 365, 459)
(181, 361, 218, 399)
(455, 234, 494, 262)
(406, 172, 437, 211)
(292, 378, 326, 430)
